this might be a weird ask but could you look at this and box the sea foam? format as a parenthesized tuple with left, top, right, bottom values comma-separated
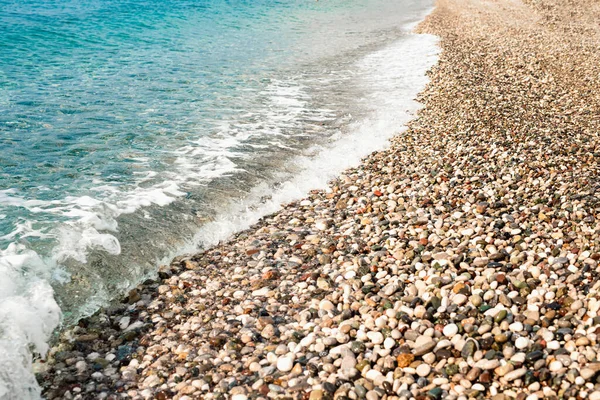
(0, 245, 61, 400)
(186, 31, 440, 256)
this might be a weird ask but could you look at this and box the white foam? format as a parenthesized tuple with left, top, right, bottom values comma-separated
(184, 32, 440, 252)
(0, 244, 61, 400)
(0, 220, 51, 242)
(0, 180, 195, 399)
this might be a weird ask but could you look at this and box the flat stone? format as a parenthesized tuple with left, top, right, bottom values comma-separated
(475, 359, 500, 370)
(414, 338, 436, 356)
(504, 368, 527, 382)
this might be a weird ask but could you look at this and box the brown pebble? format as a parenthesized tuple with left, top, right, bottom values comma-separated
(397, 354, 414, 368)
(466, 367, 482, 381)
(479, 370, 492, 383)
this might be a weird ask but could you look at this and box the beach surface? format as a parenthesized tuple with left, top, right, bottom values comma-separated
(38, 0, 600, 399)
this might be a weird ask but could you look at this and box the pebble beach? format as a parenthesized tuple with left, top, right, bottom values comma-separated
(37, 0, 600, 399)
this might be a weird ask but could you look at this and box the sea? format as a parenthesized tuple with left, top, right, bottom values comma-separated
(0, 0, 438, 397)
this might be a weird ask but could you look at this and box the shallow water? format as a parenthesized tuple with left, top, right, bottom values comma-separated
(0, 0, 437, 397)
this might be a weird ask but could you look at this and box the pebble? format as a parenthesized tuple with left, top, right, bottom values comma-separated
(276, 356, 294, 372)
(367, 331, 384, 345)
(443, 324, 459, 338)
(549, 361, 563, 372)
(515, 337, 530, 350)
(319, 300, 335, 311)
(453, 294, 468, 305)
(414, 338, 436, 356)
(475, 359, 500, 370)
(509, 322, 523, 332)
(365, 369, 383, 384)
(504, 368, 527, 382)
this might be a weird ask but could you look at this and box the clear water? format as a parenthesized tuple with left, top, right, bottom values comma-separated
(0, 0, 438, 397)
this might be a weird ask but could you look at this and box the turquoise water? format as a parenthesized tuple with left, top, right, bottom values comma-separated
(0, 0, 437, 397)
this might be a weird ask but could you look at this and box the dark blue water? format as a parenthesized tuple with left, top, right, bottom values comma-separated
(0, 0, 437, 397)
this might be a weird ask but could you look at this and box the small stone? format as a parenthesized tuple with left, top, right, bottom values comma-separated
(525, 350, 544, 363)
(580, 368, 597, 380)
(118, 316, 131, 330)
(461, 228, 474, 236)
(466, 367, 482, 381)
(355, 385, 367, 398)
(549, 360, 563, 372)
(261, 325, 276, 339)
(416, 364, 431, 377)
(494, 363, 514, 377)
(453, 294, 468, 305)
(365, 369, 383, 383)
(475, 359, 500, 370)
(428, 387, 443, 400)
(443, 324, 458, 338)
(515, 337, 530, 350)
(414, 338, 436, 356)
(356, 360, 370, 372)
(495, 333, 509, 344)
(383, 337, 395, 349)
(366, 391, 379, 400)
(397, 353, 414, 367)
(277, 356, 294, 372)
(75, 360, 87, 373)
(422, 352, 436, 365)
(504, 368, 527, 382)
(309, 390, 323, 400)
(494, 310, 508, 323)
(509, 322, 523, 332)
(341, 355, 357, 370)
(319, 300, 335, 311)
(367, 331, 384, 345)
(470, 294, 482, 307)
(461, 340, 477, 359)
(315, 220, 330, 231)
(316, 278, 330, 290)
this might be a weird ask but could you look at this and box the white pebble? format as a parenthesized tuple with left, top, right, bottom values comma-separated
(515, 337, 530, 350)
(384, 337, 395, 349)
(453, 294, 468, 305)
(367, 331, 384, 345)
(276, 355, 294, 372)
(549, 360, 563, 372)
(509, 322, 523, 332)
(547, 341, 560, 350)
(416, 364, 431, 377)
(443, 324, 459, 338)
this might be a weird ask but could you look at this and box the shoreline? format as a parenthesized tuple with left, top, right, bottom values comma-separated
(37, 0, 600, 399)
